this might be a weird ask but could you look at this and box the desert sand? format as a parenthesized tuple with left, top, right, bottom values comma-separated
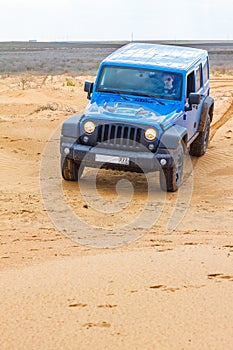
(0, 73, 233, 349)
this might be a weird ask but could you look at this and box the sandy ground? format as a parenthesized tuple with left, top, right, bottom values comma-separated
(0, 73, 233, 349)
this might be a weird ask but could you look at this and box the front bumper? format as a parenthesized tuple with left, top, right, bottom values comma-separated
(61, 140, 175, 173)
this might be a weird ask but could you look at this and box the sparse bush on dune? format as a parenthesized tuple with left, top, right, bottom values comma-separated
(32, 102, 77, 114)
(65, 79, 75, 87)
(18, 74, 35, 90)
(17, 74, 55, 89)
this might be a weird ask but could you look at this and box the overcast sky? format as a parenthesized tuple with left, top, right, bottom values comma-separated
(0, 0, 232, 42)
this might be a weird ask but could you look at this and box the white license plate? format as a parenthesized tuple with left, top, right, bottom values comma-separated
(95, 154, 129, 165)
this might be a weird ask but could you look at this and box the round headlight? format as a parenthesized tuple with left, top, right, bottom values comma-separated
(83, 121, 96, 134)
(144, 128, 157, 141)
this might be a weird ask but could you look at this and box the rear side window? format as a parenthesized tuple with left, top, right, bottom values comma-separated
(195, 64, 202, 91)
(203, 59, 209, 84)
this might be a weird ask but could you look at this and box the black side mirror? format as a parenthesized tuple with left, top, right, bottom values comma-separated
(84, 81, 94, 100)
(188, 92, 202, 105)
(185, 93, 202, 111)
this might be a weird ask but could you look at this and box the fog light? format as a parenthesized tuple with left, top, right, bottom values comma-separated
(148, 144, 155, 151)
(64, 147, 70, 155)
(160, 158, 167, 166)
(83, 136, 89, 143)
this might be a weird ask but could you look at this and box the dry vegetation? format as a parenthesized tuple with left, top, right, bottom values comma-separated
(0, 42, 117, 75)
(1, 41, 233, 76)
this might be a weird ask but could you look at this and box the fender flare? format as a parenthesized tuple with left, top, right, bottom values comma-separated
(159, 124, 187, 149)
(61, 113, 83, 138)
(198, 96, 214, 132)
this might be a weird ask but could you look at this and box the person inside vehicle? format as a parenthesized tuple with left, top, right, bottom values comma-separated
(162, 73, 177, 95)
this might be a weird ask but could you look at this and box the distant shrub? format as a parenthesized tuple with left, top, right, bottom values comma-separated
(18, 75, 33, 90)
(66, 79, 75, 87)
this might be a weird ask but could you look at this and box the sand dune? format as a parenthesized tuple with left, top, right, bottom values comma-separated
(0, 74, 233, 349)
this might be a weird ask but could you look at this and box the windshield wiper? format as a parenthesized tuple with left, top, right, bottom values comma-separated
(98, 89, 165, 105)
(99, 89, 130, 101)
(139, 93, 165, 105)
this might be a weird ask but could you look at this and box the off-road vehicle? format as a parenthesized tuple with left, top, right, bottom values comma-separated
(60, 42, 214, 191)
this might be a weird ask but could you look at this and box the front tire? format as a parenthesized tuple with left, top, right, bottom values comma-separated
(159, 143, 184, 192)
(61, 156, 84, 181)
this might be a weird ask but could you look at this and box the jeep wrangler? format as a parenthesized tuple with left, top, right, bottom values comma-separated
(60, 43, 214, 191)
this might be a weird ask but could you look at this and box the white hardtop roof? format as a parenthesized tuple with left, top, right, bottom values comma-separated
(103, 42, 208, 71)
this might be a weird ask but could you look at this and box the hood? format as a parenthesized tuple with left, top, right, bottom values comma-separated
(84, 97, 182, 129)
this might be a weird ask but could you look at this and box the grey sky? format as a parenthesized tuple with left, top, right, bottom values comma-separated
(0, 0, 232, 41)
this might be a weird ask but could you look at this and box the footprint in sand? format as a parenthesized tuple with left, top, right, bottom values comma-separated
(68, 302, 88, 308)
(208, 273, 233, 281)
(82, 321, 111, 329)
(97, 304, 117, 308)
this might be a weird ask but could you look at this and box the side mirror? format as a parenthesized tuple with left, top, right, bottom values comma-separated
(185, 93, 202, 111)
(84, 81, 94, 100)
(188, 92, 202, 105)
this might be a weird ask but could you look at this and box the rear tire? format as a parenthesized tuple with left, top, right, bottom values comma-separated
(61, 156, 84, 181)
(159, 143, 184, 192)
(190, 115, 210, 157)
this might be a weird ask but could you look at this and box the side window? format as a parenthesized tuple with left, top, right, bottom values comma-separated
(195, 64, 202, 91)
(203, 59, 209, 84)
(186, 71, 195, 98)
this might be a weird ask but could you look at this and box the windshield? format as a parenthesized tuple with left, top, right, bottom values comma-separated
(96, 66, 182, 101)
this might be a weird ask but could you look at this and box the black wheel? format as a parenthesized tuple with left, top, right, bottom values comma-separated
(61, 156, 84, 181)
(159, 143, 184, 192)
(190, 115, 210, 157)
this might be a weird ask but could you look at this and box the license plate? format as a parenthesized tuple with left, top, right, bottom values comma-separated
(95, 154, 129, 165)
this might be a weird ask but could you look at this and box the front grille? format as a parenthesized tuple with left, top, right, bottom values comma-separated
(97, 124, 142, 148)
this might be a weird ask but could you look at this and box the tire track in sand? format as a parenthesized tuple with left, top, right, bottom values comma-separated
(210, 99, 233, 141)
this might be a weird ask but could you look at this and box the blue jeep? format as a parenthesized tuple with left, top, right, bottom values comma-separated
(60, 43, 214, 191)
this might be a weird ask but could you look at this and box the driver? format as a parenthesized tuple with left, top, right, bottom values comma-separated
(162, 74, 176, 95)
